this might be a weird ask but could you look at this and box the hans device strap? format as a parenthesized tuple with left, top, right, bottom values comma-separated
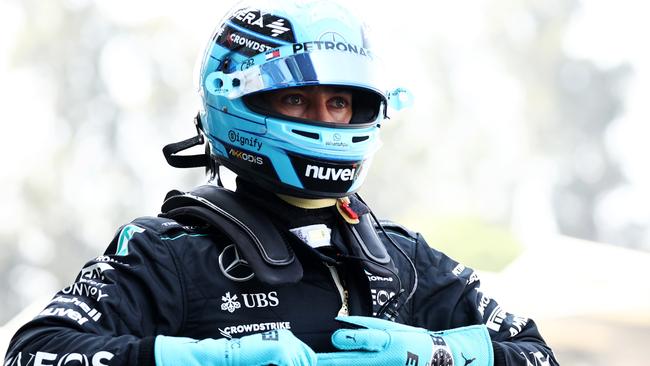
(160, 185, 303, 285)
(162, 134, 209, 168)
(162, 114, 210, 169)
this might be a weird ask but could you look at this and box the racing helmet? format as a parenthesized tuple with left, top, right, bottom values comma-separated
(195, 0, 398, 198)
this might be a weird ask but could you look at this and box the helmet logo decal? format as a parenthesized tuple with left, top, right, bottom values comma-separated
(218, 29, 279, 57)
(292, 41, 373, 58)
(222, 142, 277, 179)
(234, 9, 265, 28)
(228, 148, 264, 165)
(289, 153, 362, 194)
(228, 130, 263, 151)
(230, 9, 296, 43)
(305, 165, 356, 182)
(325, 132, 349, 148)
(267, 19, 291, 38)
(318, 32, 347, 44)
(219, 244, 255, 282)
(265, 49, 281, 62)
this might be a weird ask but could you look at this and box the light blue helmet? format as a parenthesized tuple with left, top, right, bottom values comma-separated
(196, 0, 392, 198)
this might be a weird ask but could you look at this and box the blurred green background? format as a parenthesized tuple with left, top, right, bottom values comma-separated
(2, 0, 650, 364)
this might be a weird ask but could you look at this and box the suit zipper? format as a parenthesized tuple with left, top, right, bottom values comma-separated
(326, 264, 349, 316)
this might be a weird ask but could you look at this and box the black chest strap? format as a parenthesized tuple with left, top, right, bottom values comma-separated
(339, 212, 403, 319)
(160, 185, 303, 285)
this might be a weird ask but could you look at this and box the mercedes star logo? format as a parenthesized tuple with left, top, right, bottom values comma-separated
(318, 31, 347, 44)
(218, 244, 254, 282)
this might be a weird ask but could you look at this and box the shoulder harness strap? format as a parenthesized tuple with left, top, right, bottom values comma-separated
(338, 196, 392, 270)
(159, 185, 303, 285)
(337, 196, 406, 319)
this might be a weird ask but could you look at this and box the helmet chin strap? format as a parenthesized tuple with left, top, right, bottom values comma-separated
(276, 194, 337, 209)
(276, 194, 361, 225)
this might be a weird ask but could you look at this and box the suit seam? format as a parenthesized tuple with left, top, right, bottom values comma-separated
(159, 237, 188, 335)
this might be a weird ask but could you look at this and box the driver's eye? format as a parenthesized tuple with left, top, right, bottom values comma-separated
(330, 97, 349, 109)
(283, 94, 305, 106)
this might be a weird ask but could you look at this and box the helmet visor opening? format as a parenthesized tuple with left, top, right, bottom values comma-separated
(243, 85, 383, 125)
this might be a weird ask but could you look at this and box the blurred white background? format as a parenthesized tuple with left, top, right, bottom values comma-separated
(2, 0, 650, 364)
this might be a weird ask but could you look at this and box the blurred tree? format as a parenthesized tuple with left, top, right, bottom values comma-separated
(1, 0, 201, 324)
(485, 0, 630, 245)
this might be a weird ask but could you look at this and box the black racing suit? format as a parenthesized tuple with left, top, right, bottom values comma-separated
(4, 183, 559, 365)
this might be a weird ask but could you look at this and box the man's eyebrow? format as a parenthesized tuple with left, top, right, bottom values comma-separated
(324, 86, 353, 94)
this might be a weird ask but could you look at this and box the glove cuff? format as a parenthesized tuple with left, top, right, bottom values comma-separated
(155, 335, 225, 366)
(432, 325, 494, 366)
(139, 336, 156, 366)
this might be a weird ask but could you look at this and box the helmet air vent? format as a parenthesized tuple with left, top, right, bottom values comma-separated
(352, 135, 370, 143)
(292, 129, 320, 140)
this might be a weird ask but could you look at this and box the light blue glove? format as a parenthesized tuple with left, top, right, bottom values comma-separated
(155, 329, 317, 366)
(318, 316, 493, 366)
